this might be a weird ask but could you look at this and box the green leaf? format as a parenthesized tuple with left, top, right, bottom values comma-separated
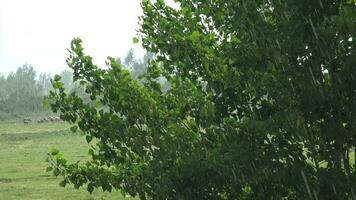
(190, 31, 200, 42)
(87, 184, 94, 193)
(53, 169, 60, 176)
(133, 37, 139, 44)
(46, 166, 53, 172)
(54, 74, 61, 81)
(50, 148, 59, 156)
(95, 100, 102, 108)
(59, 180, 67, 187)
(86, 135, 93, 143)
(88, 148, 94, 156)
(70, 125, 78, 133)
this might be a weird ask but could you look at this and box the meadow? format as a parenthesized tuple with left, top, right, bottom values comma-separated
(0, 121, 134, 200)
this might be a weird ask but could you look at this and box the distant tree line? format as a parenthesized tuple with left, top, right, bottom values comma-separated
(0, 64, 49, 119)
(0, 50, 151, 120)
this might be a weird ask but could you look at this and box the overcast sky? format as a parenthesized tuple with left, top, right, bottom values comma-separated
(0, 0, 145, 76)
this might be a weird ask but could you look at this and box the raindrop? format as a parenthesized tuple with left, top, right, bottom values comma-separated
(313, 189, 319, 200)
(308, 67, 317, 85)
(301, 170, 313, 199)
(276, 40, 281, 50)
(309, 19, 319, 40)
(332, 184, 337, 195)
(318, 0, 324, 8)
(351, 188, 356, 200)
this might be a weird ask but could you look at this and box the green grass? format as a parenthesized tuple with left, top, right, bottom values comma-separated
(0, 122, 134, 200)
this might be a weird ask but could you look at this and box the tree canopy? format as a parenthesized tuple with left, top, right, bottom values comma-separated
(48, 0, 356, 199)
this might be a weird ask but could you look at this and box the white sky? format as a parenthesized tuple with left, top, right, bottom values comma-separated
(0, 0, 145, 76)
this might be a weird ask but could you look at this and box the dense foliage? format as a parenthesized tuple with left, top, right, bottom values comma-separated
(48, 0, 356, 199)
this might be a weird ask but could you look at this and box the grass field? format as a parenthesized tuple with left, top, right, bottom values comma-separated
(0, 121, 134, 200)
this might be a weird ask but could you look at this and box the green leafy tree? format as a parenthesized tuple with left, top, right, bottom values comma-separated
(48, 0, 355, 199)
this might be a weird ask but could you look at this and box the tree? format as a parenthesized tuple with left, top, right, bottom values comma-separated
(60, 70, 74, 92)
(3, 64, 45, 116)
(123, 49, 135, 67)
(122, 49, 154, 80)
(39, 73, 53, 95)
(0, 74, 7, 110)
(0, 74, 6, 98)
(0, 65, 55, 119)
(48, 0, 355, 199)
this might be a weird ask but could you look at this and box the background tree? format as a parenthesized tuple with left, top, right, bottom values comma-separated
(60, 70, 74, 92)
(122, 49, 154, 80)
(0, 74, 6, 100)
(1, 64, 45, 117)
(0, 65, 62, 119)
(39, 73, 53, 95)
(48, 0, 356, 199)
